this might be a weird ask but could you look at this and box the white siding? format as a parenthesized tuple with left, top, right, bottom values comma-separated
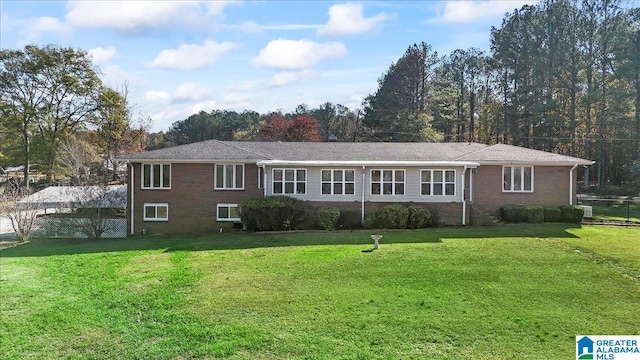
(263, 165, 466, 203)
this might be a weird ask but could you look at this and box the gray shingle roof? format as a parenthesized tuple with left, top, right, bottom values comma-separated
(118, 140, 594, 165)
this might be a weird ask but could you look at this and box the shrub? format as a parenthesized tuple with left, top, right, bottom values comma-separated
(377, 204, 409, 229)
(338, 208, 362, 229)
(543, 207, 562, 222)
(407, 206, 431, 229)
(500, 204, 528, 223)
(239, 196, 308, 231)
(560, 205, 584, 223)
(362, 213, 377, 229)
(526, 205, 544, 223)
(317, 207, 341, 231)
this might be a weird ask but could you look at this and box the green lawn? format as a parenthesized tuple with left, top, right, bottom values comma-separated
(1, 224, 639, 359)
(582, 200, 640, 222)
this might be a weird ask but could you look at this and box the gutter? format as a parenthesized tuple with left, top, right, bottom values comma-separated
(129, 161, 135, 236)
(361, 166, 366, 225)
(569, 163, 578, 205)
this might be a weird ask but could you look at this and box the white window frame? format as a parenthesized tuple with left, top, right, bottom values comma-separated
(143, 203, 168, 221)
(502, 166, 534, 193)
(217, 204, 241, 222)
(321, 169, 356, 195)
(421, 169, 456, 196)
(215, 164, 244, 190)
(141, 163, 171, 189)
(272, 168, 307, 195)
(370, 169, 405, 196)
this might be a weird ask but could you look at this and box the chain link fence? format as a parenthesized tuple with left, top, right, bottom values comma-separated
(32, 215, 127, 238)
(577, 195, 640, 223)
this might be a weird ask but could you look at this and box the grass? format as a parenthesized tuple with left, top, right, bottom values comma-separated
(1, 224, 639, 359)
(582, 200, 640, 222)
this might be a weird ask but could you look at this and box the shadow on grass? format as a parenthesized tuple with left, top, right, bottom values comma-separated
(0, 223, 583, 258)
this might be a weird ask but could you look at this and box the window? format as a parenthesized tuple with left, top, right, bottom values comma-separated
(215, 164, 244, 189)
(273, 169, 306, 194)
(217, 204, 240, 222)
(370, 170, 405, 195)
(142, 164, 170, 189)
(421, 170, 456, 196)
(143, 203, 168, 221)
(322, 169, 355, 195)
(503, 166, 533, 192)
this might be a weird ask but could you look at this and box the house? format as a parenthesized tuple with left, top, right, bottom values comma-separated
(117, 141, 594, 235)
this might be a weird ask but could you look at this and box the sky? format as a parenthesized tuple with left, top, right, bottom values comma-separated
(0, 0, 537, 132)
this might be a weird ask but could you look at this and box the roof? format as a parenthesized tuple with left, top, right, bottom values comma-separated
(117, 140, 594, 166)
(17, 185, 126, 209)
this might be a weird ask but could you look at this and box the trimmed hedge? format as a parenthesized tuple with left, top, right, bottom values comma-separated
(407, 206, 432, 229)
(501, 204, 584, 223)
(376, 204, 409, 229)
(526, 205, 544, 223)
(338, 208, 362, 230)
(239, 196, 309, 231)
(317, 206, 341, 231)
(501, 205, 528, 223)
(560, 205, 584, 223)
(543, 207, 562, 222)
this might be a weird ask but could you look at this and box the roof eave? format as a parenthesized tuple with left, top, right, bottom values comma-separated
(256, 160, 480, 167)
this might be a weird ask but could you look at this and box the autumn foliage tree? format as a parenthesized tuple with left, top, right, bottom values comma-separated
(258, 113, 320, 142)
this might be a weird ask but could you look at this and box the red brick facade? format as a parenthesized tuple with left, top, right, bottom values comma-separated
(128, 163, 262, 235)
(127, 162, 578, 235)
(471, 165, 575, 217)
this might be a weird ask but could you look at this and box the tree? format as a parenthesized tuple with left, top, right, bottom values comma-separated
(286, 116, 320, 142)
(363, 42, 440, 141)
(57, 134, 100, 185)
(257, 113, 321, 142)
(0, 187, 40, 242)
(0, 45, 102, 185)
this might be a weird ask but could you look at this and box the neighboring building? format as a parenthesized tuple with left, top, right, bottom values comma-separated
(117, 141, 594, 235)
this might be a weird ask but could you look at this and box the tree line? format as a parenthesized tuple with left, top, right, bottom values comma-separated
(1, 0, 638, 190)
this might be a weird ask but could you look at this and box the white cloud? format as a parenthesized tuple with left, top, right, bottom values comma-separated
(20, 16, 72, 44)
(145, 91, 171, 102)
(88, 46, 117, 66)
(173, 82, 215, 103)
(431, 1, 537, 23)
(317, 3, 391, 37)
(252, 39, 347, 70)
(65, 1, 232, 32)
(269, 70, 317, 87)
(150, 40, 240, 71)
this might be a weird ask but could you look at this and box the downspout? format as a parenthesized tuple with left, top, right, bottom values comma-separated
(129, 162, 135, 236)
(261, 165, 267, 198)
(569, 163, 578, 205)
(461, 166, 467, 226)
(361, 166, 366, 224)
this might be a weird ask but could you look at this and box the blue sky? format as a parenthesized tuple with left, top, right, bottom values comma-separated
(1, 1, 536, 132)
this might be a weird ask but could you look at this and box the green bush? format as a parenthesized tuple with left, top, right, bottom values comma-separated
(560, 205, 584, 223)
(543, 207, 562, 222)
(317, 207, 341, 231)
(239, 196, 309, 231)
(526, 205, 544, 223)
(407, 206, 432, 229)
(377, 204, 409, 229)
(362, 213, 377, 229)
(338, 208, 362, 229)
(500, 205, 528, 223)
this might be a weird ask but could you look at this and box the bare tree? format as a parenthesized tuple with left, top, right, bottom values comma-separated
(0, 187, 39, 242)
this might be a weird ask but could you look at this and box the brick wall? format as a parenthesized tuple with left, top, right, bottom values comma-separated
(129, 163, 262, 235)
(472, 165, 574, 217)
